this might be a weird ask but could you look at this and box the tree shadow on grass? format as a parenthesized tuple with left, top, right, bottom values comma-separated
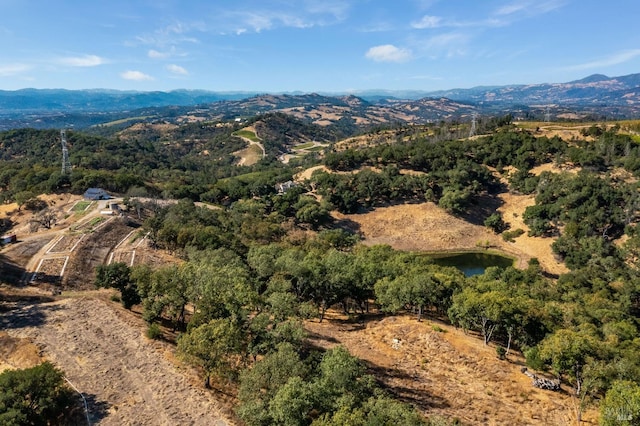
(366, 362, 450, 412)
(84, 393, 111, 424)
(460, 193, 505, 227)
(0, 252, 26, 285)
(0, 296, 59, 330)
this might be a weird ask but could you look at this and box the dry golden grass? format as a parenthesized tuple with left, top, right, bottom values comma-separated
(332, 196, 567, 275)
(0, 331, 42, 373)
(306, 311, 596, 425)
(234, 144, 263, 166)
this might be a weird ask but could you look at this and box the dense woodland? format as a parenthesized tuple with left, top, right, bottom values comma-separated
(3, 116, 640, 424)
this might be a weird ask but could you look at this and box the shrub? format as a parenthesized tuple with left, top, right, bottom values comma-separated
(484, 213, 507, 233)
(0, 362, 81, 424)
(502, 228, 525, 242)
(146, 323, 162, 340)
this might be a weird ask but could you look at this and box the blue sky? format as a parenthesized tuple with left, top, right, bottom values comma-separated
(1, 0, 639, 92)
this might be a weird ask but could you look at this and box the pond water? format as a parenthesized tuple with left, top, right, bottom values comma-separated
(430, 252, 514, 277)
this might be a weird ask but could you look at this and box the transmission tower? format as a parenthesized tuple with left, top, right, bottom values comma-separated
(469, 112, 478, 138)
(544, 106, 551, 123)
(60, 129, 72, 175)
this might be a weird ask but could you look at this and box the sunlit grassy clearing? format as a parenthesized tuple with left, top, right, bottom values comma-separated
(233, 129, 259, 142)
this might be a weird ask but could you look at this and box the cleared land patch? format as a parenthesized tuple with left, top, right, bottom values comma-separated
(1, 295, 235, 426)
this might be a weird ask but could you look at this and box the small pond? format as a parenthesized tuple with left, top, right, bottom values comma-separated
(429, 252, 514, 277)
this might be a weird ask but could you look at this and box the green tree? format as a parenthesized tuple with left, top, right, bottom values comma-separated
(448, 288, 511, 345)
(13, 191, 36, 212)
(95, 262, 140, 309)
(183, 249, 257, 327)
(237, 343, 308, 426)
(295, 197, 331, 229)
(600, 380, 640, 426)
(0, 362, 79, 425)
(438, 188, 471, 215)
(314, 394, 427, 426)
(484, 213, 506, 233)
(177, 318, 245, 387)
(535, 328, 602, 397)
(269, 376, 315, 426)
(135, 265, 189, 330)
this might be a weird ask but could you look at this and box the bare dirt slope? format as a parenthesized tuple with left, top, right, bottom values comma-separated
(1, 292, 234, 426)
(306, 312, 589, 425)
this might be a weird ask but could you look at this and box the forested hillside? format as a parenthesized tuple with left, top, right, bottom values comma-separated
(3, 116, 640, 424)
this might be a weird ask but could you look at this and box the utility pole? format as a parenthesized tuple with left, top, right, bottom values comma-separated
(61, 129, 72, 175)
(469, 112, 477, 138)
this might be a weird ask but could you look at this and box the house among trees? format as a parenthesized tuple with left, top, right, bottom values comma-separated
(84, 187, 110, 200)
(276, 180, 297, 194)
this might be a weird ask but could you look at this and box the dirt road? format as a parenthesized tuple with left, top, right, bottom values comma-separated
(2, 295, 235, 426)
(234, 128, 266, 166)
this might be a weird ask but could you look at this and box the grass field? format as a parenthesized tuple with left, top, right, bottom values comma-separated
(233, 129, 259, 142)
(98, 116, 153, 127)
(294, 142, 315, 149)
(87, 217, 105, 228)
(71, 201, 91, 212)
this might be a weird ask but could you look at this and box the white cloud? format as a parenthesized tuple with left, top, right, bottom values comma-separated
(563, 49, 640, 71)
(410, 74, 443, 81)
(0, 63, 30, 77)
(424, 32, 468, 49)
(358, 21, 394, 33)
(148, 49, 169, 59)
(412, 15, 442, 29)
(223, 2, 349, 36)
(244, 13, 276, 32)
(365, 44, 412, 62)
(495, 0, 530, 16)
(121, 70, 154, 81)
(494, 0, 565, 17)
(131, 21, 202, 49)
(233, 12, 313, 33)
(166, 64, 188, 75)
(59, 54, 106, 67)
(305, 2, 350, 20)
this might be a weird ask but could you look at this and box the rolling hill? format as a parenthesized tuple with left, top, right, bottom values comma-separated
(2, 73, 640, 131)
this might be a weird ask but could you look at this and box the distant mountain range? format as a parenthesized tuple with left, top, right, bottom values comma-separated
(423, 73, 640, 105)
(1, 73, 639, 130)
(0, 88, 253, 113)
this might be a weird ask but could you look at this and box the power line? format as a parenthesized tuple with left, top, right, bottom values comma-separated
(63, 376, 91, 425)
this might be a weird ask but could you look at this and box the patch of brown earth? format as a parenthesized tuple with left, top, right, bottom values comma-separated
(1, 293, 235, 426)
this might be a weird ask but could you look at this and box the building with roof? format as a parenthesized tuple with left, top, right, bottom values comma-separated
(83, 188, 110, 200)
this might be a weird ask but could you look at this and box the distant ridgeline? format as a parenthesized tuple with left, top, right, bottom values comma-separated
(2, 72, 640, 130)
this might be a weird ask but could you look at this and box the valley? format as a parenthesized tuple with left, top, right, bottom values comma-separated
(1, 110, 640, 426)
